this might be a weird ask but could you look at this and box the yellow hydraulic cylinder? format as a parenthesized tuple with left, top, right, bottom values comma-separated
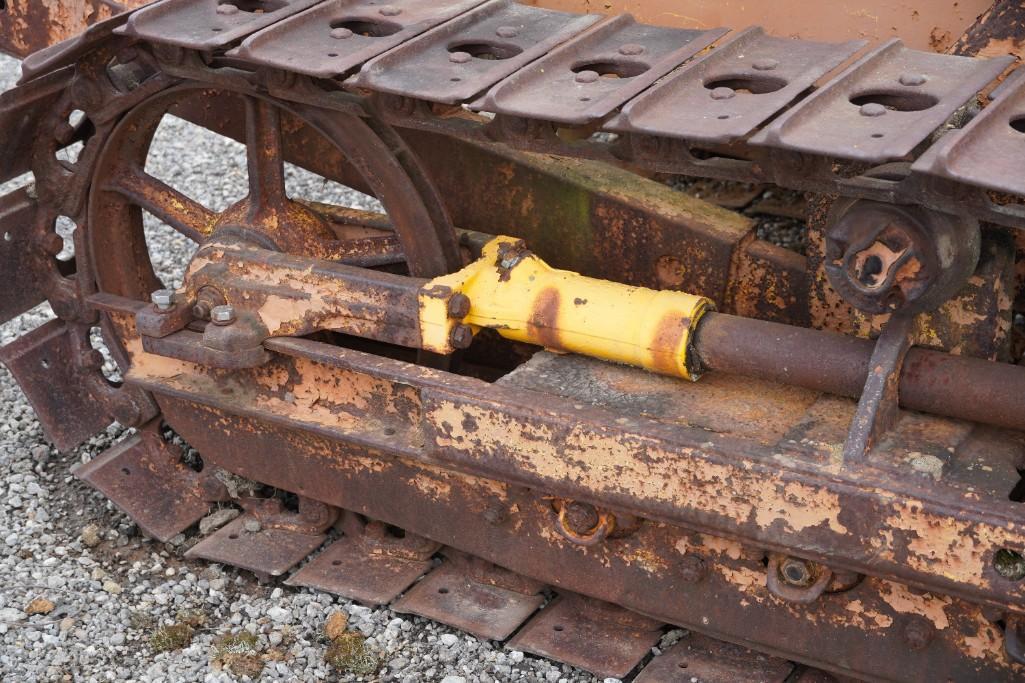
(419, 237, 713, 380)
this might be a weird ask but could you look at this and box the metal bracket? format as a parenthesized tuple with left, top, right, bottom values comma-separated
(842, 312, 917, 462)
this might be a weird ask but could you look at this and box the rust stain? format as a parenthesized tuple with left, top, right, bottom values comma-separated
(527, 287, 562, 350)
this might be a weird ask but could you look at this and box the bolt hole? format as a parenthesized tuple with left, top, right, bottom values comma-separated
(121, 468, 131, 476)
(858, 254, 884, 285)
(327, 52, 338, 57)
(448, 41, 523, 61)
(849, 90, 938, 112)
(704, 75, 787, 94)
(231, 0, 286, 11)
(717, 114, 730, 120)
(211, 27, 223, 32)
(450, 77, 461, 82)
(383, 427, 396, 436)
(553, 624, 564, 632)
(1009, 468, 1025, 502)
(229, 534, 239, 540)
(332, 560, 342, 567)
(571, 60, 648, 79)
(1010, 116, 1025, 134)
(40, 359, 50, 369)
(579, 97, 591, 102)
(994, 548, 1025, 580)
(330, 18, 402, 37)
(438, 587, 450, 594)
(678, 662, 689, 669)
(871, 133, 885, 138)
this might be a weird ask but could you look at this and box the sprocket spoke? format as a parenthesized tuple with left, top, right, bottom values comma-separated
(244, 96, 288, 210)
(104, 167, 216, 243)
(322, 234, 404, 266)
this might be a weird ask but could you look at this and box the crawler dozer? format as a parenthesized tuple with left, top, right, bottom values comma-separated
(3, 1, 1025, 680)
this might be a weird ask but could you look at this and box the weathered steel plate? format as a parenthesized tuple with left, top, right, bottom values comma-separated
(286, 535, 432, 605)
(912, 68, 1025, 196)
(392, 562, 544, 641)
(750, 39, 1012, 162)
(607, 27, 864, 144)
(20, 12, 135, 84)
(230, 0, 486, 79)
(117, 0, 324, 51)
(478, 15, 726, 125)
(353, 0, 600, 104)
(186, 516, 326, 577)
(506, 595, 663, 678)
(634, 632, 794, 683)
(0, 189, 47, 323)
(73, 433, 212, 542)
(0, 69, 74, 183)
(0, 320, 112, 451)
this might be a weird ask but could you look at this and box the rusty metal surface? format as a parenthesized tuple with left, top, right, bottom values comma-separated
(751, 40, 1013, 163)
(912, 69, 1025, 196)
(0, 320, 115, 451)
(634, 632, 794, 683)
(506, 594, 663, 678)
(117, 0, 323, 51)
(608, 27, 863, 144)
(392, 560, 545, 640)
(286, 534, 433, 605)
(0, 188, 48, 323)
(0, 68, 73, 183)
(0, 0, 150, 59)
(479, 15, 725, 125)
(72, 426, 217, 542)
(230, 0, 487, 79)
(353, 0, 601, 104)
(186, 515, 327, 579)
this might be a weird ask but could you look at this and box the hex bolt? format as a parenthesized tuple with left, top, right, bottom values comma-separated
(618, 43, 645, 56)
(561, 501, 600, 535)
(679, 554, 707, 583)
(447, 293, 471, 319)
(899, 72, 927, 87)
(778, 556, 815, 587)
(753, 58, 779, 71)
(151, 289, 175, 312)
(449, 324, 474, 350)
(859, 102, 887, 117)
(902, 616, 935, 650)
(496, 26, 519, 38)
(379, 5, 402, 16)
(449, 51, 472, 64)
(216, 3, 238, 15)
(575, 70, 600, 84)
(330, 27, 354, 40)
(210, 304, 237, 326)
(710, 86, 736, 100)
(483, 502, 509, 526)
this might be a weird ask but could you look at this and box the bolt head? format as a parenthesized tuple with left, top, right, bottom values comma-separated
(151, 289, 175, 311)
(779, 557, 814, 587)
(903, 616, 934, 650)
(330, 27, 354, 39)
(210, 304, 236, 325)
(752, 57, 779, 71)
(447, 293, 471, 319)
(679, 555, 707, 583)
(710, 86, 736, 101)
(618, 43, 645, 56)
(562, 501, 600, 534)
(899, 72, 927, 87)
(216, 3, 239, 15)
(379, 5, 401, 16)
(496, 26, 519, 38)
(449, 51, 472, 64)
(575, 70, 600, 84)
(859, 102, 887, 117)
(449, 324, 474, 350)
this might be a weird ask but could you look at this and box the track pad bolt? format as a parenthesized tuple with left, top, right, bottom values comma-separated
(216, 3, 239, 15)
(679, 555, 707, 583)
(710, 86, 735, 100)
(562, 501, 600, 534)
(902, 615, 935, 650)
(210, 305, 237, 326)
(778, 556, 815, 587)
(151, 289, 175, 312)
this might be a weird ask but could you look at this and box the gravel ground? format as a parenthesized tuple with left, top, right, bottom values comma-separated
(0, 53, 642, 683)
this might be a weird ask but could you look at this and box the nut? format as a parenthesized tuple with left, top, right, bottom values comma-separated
(447, 293, 471, 319)
(679, 555, 707, 583)
(210, 305, 236, 326)
(778, 557, 815, 587)
(561, 501, 600, 535)
(151, 289, 175, 312)
(449, 324, 474, 350)
(902, 616, 935, 650)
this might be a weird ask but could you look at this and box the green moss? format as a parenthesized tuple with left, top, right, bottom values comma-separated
(149, 623, 195, 653)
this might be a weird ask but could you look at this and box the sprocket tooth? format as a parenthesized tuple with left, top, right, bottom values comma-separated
(73, 430, 214, 542)
(186, 515, 326, 581)
(285, 535, 432, 606)
(506, 594, 664, 679)
(392, 561, 544, 642)
(634, 632, 794, 683)
(1, 319, 112, 451)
